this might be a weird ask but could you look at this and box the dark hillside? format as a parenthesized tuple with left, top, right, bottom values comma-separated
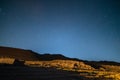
(0, 46, 39, 61)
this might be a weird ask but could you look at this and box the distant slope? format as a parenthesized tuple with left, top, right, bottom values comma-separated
(0, 46, 120, 67)
(0, 46, 39, 61)
(0, 46, 71, 61)
(38, 53, 71, 61)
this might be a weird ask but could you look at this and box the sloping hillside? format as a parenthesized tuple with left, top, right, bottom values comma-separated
(0, 46, 39, 61)
(0, 46, 120, 71)
(0, 46, 73, 61)
(1, 46, 120, 80)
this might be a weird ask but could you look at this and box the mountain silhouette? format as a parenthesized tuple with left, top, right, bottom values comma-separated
(0, 46, 70, 61)
(0, 46, 120, 67)
(1, 46, 120, 80)
(0, 46, 39, 61)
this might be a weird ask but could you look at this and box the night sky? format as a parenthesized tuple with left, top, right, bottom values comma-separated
(0, 0, 120, 62)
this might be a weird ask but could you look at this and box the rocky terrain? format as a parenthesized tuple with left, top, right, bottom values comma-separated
(0, 46, 120, 80)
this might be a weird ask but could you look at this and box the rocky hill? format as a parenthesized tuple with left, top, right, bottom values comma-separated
(0, 46, 39, 61)
(0, 46, 73, 61)
(1, 46, 120, 80)
(0, 46, 94, 70)
(0, 46, 120, 71)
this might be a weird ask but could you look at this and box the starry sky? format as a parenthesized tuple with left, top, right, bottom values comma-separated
(0, 0, 120, 62)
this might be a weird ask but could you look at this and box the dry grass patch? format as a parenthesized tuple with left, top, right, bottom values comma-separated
(25, 60, 94, 70)
(0, 58, 15, 64)
(77, 70, 120, 80)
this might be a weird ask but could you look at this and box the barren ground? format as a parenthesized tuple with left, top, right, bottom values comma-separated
(0, 65, 87, 80)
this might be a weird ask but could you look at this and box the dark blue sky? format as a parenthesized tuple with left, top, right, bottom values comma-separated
(0, 0, 120, 62)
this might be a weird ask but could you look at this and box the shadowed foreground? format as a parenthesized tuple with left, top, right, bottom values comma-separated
(0, 65, 87, 80)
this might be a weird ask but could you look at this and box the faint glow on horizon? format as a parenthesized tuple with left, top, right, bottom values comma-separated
(0, 0, 120, 62)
